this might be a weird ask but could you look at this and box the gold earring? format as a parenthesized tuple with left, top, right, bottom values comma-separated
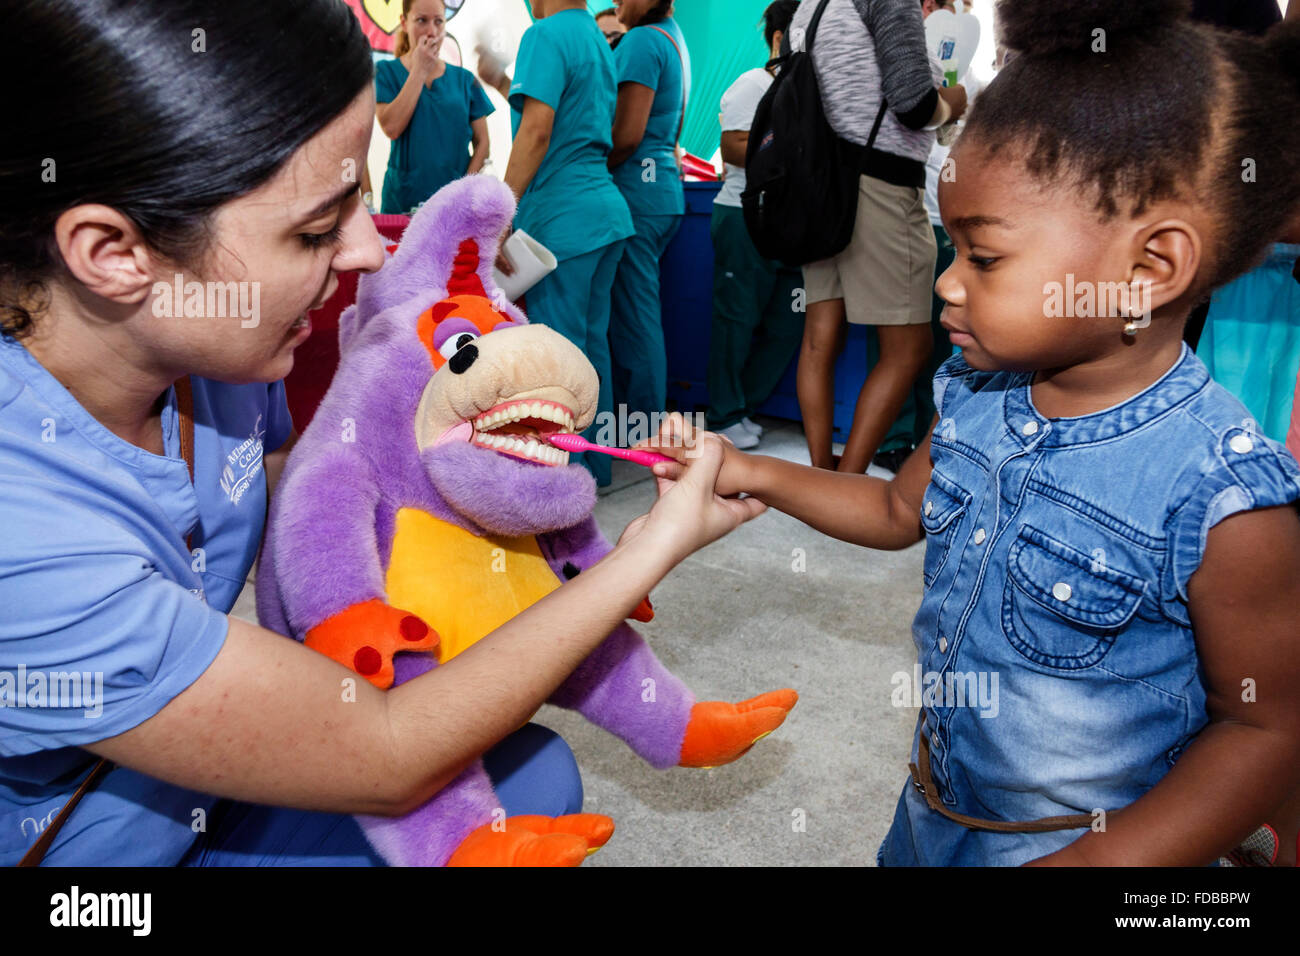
(1123, 320, 1139, 336)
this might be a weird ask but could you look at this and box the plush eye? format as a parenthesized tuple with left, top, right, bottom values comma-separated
(438, 330, 479, 360)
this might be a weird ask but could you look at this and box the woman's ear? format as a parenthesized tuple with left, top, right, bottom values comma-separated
(1128, 217, 1201, 313)
(53, 204, 161, 305)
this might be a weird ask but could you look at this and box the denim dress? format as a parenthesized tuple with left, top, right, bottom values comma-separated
(879, 344, 1300, 866)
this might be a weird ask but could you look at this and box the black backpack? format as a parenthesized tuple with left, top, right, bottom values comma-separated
(741, 0, 887, 267)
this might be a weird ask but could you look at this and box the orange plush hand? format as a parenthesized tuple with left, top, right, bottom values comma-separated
(304, 598, 439, 689)
(446, 814, 615, 866)
(679, 689, 799, 768)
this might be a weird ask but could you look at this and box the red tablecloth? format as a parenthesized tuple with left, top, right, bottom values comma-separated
(284, 214, 409, 432)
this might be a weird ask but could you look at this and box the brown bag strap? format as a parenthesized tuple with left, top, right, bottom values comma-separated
(17, 758, 112, 866)
(909, 722, 1096, 833)
(648, 25, 686, 148)
(17, 377, 198, 867)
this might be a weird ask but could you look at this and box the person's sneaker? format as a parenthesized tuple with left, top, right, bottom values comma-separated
(716, 421, 760, 449)
(1221, 824, 1279, 866)
(871, 447, 911, 477)
(741, 417, 763, 438)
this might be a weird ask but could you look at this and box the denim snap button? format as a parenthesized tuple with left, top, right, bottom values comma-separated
(973, 528, 986, 545)
(939, 636, 948, 653)
(1052, 582, 1073, 602)
(925, 500, 934, 516)
(1229, 434, 1254, 454)
(1022, 421, 1039, 436)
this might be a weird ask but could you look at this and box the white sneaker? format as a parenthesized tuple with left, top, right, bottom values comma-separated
(741, 416, 763, 438)
(716, 421, 760, 449)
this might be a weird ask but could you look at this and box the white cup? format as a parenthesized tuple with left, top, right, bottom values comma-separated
(492, 229, 557, 302)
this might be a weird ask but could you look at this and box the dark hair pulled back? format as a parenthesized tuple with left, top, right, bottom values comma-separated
(1, 0, 374, 338)
(964, 0, 1300, 296)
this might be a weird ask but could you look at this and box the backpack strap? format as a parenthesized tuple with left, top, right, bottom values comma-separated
(16, 376, 198, 866)
(648, 24, 687, 147)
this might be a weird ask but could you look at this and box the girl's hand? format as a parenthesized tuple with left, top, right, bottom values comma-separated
(618, 432, 766, 564)
(636, 411, 755, 498)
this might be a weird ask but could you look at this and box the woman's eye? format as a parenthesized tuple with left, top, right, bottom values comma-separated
(300, 223, 343, 250)
(438, 331, 479, 360)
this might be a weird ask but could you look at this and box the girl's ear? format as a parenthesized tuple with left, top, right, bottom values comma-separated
(1129, 217, 1202, 313)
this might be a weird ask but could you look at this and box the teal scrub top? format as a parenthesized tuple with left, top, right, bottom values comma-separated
(376, 59, 495, 214)
(611, 18, 689, 217)
(509, 9, 634, 261)
(0, 336, 294, 864)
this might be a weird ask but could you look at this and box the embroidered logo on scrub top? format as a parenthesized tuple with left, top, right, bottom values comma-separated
(219, 413, 264, 506)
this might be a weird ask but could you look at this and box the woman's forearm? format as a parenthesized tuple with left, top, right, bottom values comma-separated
(503, 127, 549, 199)
(376, 70, 425, 140)
(1030, 719, 1300, 866)
(467, 119, 490, 175)
(382, 533, 678, 813)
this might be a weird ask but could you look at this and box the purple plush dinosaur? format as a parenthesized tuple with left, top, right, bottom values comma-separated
(256, 175, 796, 866)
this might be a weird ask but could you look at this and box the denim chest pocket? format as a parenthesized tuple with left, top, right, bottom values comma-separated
(1002, 524, 1147, 670)
(920, 470, 971, 588)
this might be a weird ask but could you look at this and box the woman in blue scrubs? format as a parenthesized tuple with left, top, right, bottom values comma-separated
(606, 0, 688, 420)
(501, 0, 635, 486)
(0, 0, 757, 866)
(375, 0, 495, 214)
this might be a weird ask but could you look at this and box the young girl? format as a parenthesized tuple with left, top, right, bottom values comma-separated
(375, 0, 494, 214)
(648, 0, 1300, 866)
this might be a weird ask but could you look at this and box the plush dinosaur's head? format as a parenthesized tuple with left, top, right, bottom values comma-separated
(410, 237, 598, 468)
(334, 175, 600, 538)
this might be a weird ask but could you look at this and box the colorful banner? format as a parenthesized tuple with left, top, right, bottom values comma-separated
(342, 0, 468, 53)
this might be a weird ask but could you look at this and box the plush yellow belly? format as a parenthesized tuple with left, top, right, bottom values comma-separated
(384, 508, 562, 663)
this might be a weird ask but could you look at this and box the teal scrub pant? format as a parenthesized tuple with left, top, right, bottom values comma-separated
(872, 223, 957, 452)
(526, 239, 627, 486)
(706, 204, 804, 430)
(610, 213, 683, 421)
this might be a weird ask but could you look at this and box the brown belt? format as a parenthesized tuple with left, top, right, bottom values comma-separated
(909, 723, 1096, 833)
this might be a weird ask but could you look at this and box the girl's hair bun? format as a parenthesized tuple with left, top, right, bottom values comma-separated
(996, 0, 1192, 56)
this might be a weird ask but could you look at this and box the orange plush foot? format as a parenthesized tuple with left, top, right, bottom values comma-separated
(446, 814, 615, 866)
(304, 598, 439, 689)
(679, 689, 799, 768)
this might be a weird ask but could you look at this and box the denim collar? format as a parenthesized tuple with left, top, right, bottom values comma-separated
(1004, 343, 1210, 448)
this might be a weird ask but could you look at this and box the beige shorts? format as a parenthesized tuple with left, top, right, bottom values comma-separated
(802, 174, 937, 326)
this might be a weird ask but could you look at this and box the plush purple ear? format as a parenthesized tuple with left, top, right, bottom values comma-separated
(354, 176, 527, 325)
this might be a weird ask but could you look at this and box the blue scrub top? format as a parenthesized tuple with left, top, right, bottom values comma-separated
(376, 59, 495, 214)
(0, 335, 293, 864)
(509, 8, 634, 261)
(611, 18, 689, 217)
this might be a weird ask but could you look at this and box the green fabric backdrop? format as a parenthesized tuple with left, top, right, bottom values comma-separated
(520, 1, 773, 159)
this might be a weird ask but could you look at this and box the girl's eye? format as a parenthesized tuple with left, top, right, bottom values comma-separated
(967, 255, 998, 271)
(300, 223, 343, 250)
(437, 331, 479, 360)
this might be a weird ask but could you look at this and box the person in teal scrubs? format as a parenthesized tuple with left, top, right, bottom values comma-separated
(606, 0, 688, 420)
(502, 0, 635, 486)
(375, 0, 494, 214)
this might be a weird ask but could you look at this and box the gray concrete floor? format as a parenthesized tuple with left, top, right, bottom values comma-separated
(232, 415, 925, 866)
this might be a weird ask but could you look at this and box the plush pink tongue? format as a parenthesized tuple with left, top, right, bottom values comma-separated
(433, 421, 473, 447)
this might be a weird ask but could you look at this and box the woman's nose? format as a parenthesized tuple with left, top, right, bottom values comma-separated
(336, 202, 386, 275)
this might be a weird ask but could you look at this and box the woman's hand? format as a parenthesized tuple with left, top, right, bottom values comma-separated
(495, 226, 515, 277)
(412, 35, 439, 81)
(619, 430, 766, 564)
(636, 411, 755, 498)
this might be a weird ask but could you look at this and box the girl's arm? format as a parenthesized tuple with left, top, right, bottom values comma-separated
(86, 438, 764, 817)
(608, 82, 654, 169)
(645, 413, 933, 550)
(467, 116, 490, 175)
(1028, 504, 1300, 866)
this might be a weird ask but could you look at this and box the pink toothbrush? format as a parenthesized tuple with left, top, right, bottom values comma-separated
(543, 432, 676, 468)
